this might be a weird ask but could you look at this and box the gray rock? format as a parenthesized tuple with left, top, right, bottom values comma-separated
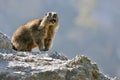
(0, 32, 13, 51)
(0, 51, 115, 80)
(0, 32, 117, 80)
(48, 51, 68, 60)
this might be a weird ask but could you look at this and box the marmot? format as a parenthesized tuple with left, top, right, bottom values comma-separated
(11, 12, 59, 51)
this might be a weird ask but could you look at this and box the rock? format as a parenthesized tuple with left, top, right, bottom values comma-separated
(0, 32, 118, 80)
(48, 51, 68, 60)
(0, 32, 13, 51)
(0, 51, 116, 80)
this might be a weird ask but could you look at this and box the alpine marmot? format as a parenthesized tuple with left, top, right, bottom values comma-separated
(11, 12, 59, 51)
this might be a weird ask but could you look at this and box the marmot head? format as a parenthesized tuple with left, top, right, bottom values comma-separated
(40, 12, 59, 27)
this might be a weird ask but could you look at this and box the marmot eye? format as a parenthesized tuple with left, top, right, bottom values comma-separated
(49, 13, 52, 16)
(53, 14, 57, 18)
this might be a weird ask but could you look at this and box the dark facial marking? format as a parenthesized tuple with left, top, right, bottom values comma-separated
(49, 12, 52, 17)
(49, 19, 56, 24)
(53, 14, 57, 18)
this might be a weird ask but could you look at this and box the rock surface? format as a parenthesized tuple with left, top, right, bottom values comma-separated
(0, 52, 114, 80)
(0, 32, 12, 51)
(0, 32, 118, 80)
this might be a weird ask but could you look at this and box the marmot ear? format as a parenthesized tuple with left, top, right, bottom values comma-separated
(45, 12, 52, 16)
(45, 12, 49, 16)
(45, 13, 47, 16)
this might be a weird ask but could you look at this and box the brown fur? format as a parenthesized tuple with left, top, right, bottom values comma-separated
(11, 12, 59, 51)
